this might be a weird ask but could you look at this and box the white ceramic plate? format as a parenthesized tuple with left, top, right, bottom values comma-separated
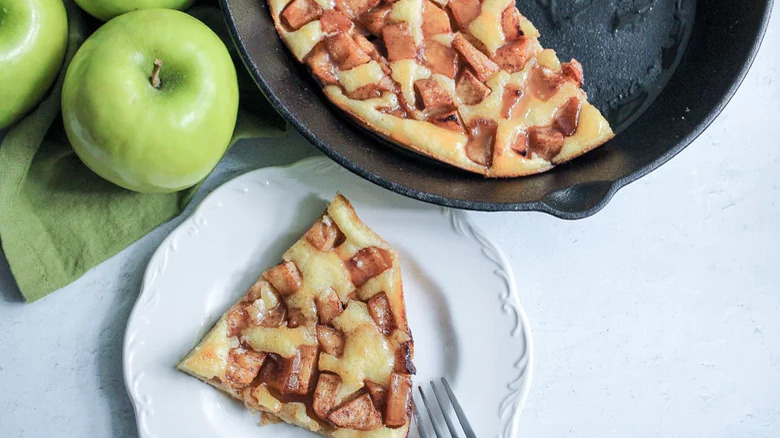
(123, 157, 533, 438)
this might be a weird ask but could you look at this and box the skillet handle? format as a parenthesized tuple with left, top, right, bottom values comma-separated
(539, 180, 618, 219)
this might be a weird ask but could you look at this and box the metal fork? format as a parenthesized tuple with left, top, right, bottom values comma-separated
(412, 378, 476, 438)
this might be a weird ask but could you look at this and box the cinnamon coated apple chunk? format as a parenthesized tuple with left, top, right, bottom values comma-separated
(267, 0, 615, 177)
(178, 194, 415, 438)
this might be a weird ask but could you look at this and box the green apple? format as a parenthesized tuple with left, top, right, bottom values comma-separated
(73, 0, 193, 21)
(0, 0, 68, 130)
(62, 9, 238, 193)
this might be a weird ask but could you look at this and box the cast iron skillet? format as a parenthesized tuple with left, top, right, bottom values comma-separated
(219, 0, 772, 218)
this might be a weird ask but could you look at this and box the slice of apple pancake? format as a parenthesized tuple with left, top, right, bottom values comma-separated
(267, 0, 614, 177)
(178, 194, 415, 437)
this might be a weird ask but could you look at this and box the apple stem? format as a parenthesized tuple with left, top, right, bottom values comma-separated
(150, 59, 163, 89)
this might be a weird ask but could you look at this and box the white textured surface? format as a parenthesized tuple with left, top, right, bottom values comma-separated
(1, 15, 779, 438)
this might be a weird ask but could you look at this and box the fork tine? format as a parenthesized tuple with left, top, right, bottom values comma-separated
(441, 378, 477, 438)
(419, 386, 447, 438)
(430, 381, 461, 438)
(412, 400, 431, 438)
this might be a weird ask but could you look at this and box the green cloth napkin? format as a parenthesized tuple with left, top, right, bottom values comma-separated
(0, 1, 286, 302)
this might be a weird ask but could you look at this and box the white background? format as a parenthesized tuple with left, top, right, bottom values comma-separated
(1, 9, 778, 438)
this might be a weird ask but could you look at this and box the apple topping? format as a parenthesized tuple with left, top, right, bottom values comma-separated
(422, 41, 459, 79)
(452, 34, 498, 81)
(320, 9, 353, 33)
(501, 86, 524, 119)
(313, 373, 343, 419)
(347, 247, 393, 286)
(414, 78, 454, 112)
(326, 33, 372, 70)
(430, 110, 465, 132)
(561, 60, 584, 86)
(227, 305, 250, 337)
(394, 341, 417, 374)
(306, 43, 340, 85)
(449, 0, 481, 29)
(493, 37, 536, 73)
(316, 324, 346, 356)
(553, 96, 581, 136)
(456, 69, 491, 105)
(335, 0, 381, 19)
(281, 0, 323, 31)
(501, 7, 524, 41)
(264, 261, 302, 296)
(315, 288, 344, 324)
(305, 214, 346, 251)
(510, 132, 528, 156)
(383, 23, 417, 61)
(528, 65, 564, 101)
(328, 393, 384, 430)
(286, 307, 308, 328)
(367, 292, 396, 334)
(385, 373, 413, 427)
(358, 6, 391, 36)
(261, 346, 319, 395)
(364, 381, 388, 412)
(465, 119, 497, 166)
(226, 348, 267, 388)
(528, 126, 564, 160)
(422, 0, 451, 36)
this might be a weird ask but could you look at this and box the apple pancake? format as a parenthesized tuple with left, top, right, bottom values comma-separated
(266, 0, 613, 177)
(178, 194, 415, 437)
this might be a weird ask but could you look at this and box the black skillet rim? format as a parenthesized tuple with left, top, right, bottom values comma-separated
(218, 0, 774, 218)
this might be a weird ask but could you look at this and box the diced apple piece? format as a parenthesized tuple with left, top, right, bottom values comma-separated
(286, 345, 319, 395)
(500, 86, 523, 119)
(305, 214, 346, 251)
(313, 373, 343, 419)
(226, 348, 266, 388)
(528, 126, 564, 160)
(335, 0, 381, 18)
(465, 119, 497, 166)
(358, 6, 391, 36)
(394, 341, 417, 374)
(226, 305, 249, 337)
(281, 0, 323, 31)
(422, 0, 451, 36)
(414, 78, 454, 112)
(383, 23, 417, 61)
(320, 9, 353, 33)
(347, 247, 393, 286)
(553, 97, 581, 136)
(286, 307, 308, 328)
(385, 373, 412, 427)
(493, 37, 536, 73)
(501, 7, 524, 41)
(326, 33, 372, 70)
(528, 65, 564, 101)
(364, 381, 388, 412)
(259, 353, 286, 393)
(561, 59, 584, 86)
(260, 303, 287, 327)
(456, 69, 491, 105)
(510, 132, 527, 156)
(452, 34, 498, 81)
(306, 43, 340, 85)
(431, 110, 465, 132)
(422, 41, 458, 79)
(264, 261, 302, 296)
(449, 0, 481, 29)
(317, 324, 346, 356)
(315, 289, 344, 324)
(328, 393, 384, 430)
(367, 292, 396, 334)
